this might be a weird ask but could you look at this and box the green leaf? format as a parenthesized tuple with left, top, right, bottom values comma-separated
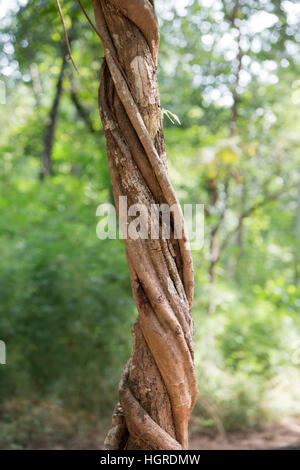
(162, 108, 181, 125)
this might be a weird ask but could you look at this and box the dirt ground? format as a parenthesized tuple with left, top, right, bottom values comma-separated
(189, 418, 300, 450)
(58, 417, 300, 450)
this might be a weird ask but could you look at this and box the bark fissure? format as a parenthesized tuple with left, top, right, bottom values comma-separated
(91, 0, 197, 450)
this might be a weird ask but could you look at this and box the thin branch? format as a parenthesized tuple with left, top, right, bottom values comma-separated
(231, 0, 240, 26)
(78, 0, 132, 93)
(55, 0, 79, 73)
(76, 0, 102, 39)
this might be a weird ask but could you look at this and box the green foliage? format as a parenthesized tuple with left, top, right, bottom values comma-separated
(0, 399, 105, 449)
(0, 176, 135, 413)
(193, 295, 300, 431)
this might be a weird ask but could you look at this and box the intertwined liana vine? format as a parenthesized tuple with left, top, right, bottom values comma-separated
(91, 0, 198, 450)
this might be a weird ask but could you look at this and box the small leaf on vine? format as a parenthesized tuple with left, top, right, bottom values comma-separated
(162, 108, 181, 125)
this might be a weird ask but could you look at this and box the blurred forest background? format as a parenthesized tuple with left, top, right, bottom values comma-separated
(1, 0, 300, 449)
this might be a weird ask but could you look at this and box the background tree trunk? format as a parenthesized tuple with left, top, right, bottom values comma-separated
(91, 0, 198, 450)
(40, 52, 66, 179)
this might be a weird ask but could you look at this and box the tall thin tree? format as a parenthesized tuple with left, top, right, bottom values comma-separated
(41, 49, 66, 179)
(90, 0, 198, 450)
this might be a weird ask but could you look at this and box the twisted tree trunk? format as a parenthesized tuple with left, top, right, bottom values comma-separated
(91, 0, 198, 450)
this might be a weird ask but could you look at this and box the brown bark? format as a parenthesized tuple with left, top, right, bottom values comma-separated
(90, 0, 197, 450)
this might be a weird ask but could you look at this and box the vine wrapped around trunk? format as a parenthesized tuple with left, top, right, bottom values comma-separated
(91, 0, 198, 450)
